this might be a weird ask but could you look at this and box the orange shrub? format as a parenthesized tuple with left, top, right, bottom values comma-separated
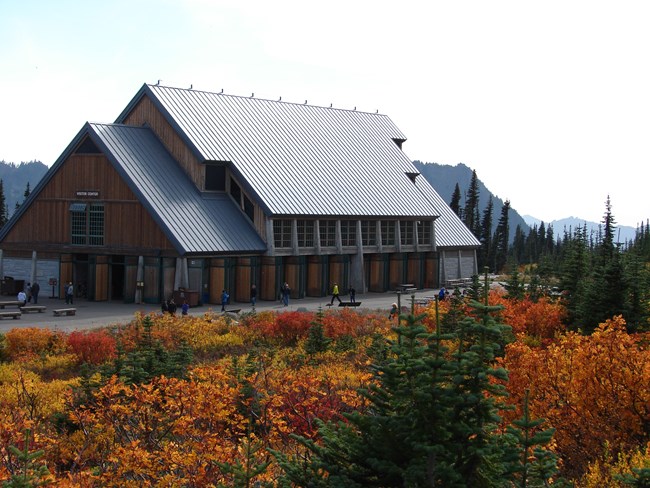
(490, 294, 567, 339)
(501, 316, 650, 478)
(4, 327, 67, 361)
(67, 329, 117, 365)
(322, 309, 390, 338)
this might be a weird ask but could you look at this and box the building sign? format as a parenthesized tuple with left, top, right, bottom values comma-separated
(76, 190, 100, 197)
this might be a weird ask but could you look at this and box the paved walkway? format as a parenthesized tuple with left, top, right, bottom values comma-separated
(0, 289, 440, 332)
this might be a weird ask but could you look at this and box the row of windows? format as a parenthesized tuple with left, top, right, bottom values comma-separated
(68, 203, 431, 251)
(273, 219, 432, 249)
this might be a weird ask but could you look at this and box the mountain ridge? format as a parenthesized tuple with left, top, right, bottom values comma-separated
(523, 214, 637, 243)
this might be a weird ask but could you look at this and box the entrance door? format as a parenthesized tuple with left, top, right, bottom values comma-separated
(110, 260, 125, 301)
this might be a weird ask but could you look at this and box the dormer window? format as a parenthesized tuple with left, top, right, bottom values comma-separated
(205, 164, 226, 191)
(405, 172, 419, 183)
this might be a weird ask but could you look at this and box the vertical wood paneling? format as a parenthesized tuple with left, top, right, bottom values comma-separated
(234, 257, 252, 302)
(1, 153, 176, 253)
(209, 259, 226, 304)
(389, 253, 405, 291)
(406, 253, 422, 288)
(424, 252, 437, 288)
(306, 256, 325, 297)
(123, 97, 203, 188)
(284, 257, 302, 299)
(95, 261, 108, 301)
(260, 256, 279, 301)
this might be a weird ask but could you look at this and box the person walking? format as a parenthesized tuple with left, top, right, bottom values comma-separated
(438, 287, 446, 301)
(389, 302, 399, 320)
(65, 282, 74, 305)
(31, 282, 40, 304)
(281, 282, 290, 307)
(250, 284, 257, 308)
(17, 289, 27, 306)
(221, 289, 230, 312)
(161, 299, 169, 314)
(330, 283, 341, 305)
(26, 283, 32, 303)
(348, 285, 356, 304)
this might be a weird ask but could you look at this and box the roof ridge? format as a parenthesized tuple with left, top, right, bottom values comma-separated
(146, 83, 384, 115)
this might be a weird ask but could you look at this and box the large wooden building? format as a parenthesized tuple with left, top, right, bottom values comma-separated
(0, 84, 480, 304)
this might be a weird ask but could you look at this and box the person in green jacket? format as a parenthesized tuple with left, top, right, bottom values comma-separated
(330, 283, 341, 305)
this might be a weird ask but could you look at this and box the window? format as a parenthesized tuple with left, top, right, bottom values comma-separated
(205, 164, 226, 191)
(341, 220, 357, 246)
(400, 221, 414, 245)
(273, 220, 292, 248)
(320, 220, 336, 247)
(297, 220, 314, 247)
(244, 196, 254, 222)
(70, 202, 104, 246)
(418, 220, 432, 245)
(361, 220, 376, 246)
(230, 177, 241, 204)
(381, 220, 395, 246)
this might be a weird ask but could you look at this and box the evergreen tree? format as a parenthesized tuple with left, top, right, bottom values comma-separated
(463, 170, 481, 237)
(478, 197, 493, 271)
(4, 429, 51, 487)
(450, 182, 463, 219)
(511, 224, 526, 265)
(576, 197, 627, 332)
(559, 224, 589, 327)
(23, 181, 31, 200)
(0, 179, 7, 228)
(102, 315, 193, 384)
(504, 261, 525, 300)
(274, 273, 522, 487)
(305, 307, 331, 355)
(492, 200, 511, 273)
(503, 390, 563, 487)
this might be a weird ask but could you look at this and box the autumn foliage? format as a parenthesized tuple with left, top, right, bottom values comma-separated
(0, 299, 647, 485)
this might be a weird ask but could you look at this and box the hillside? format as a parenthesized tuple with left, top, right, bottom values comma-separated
(0, 160, 49, 215)
(414, 161, 531, 242)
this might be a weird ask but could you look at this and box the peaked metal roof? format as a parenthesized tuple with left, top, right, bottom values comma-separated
(415, 182, 481, 248)
(86, 123, 267, 255)
(118, 84, 441, 219)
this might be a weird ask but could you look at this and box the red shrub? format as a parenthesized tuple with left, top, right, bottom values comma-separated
(67, 329, 117, 365)
(274, 311, 313, 344)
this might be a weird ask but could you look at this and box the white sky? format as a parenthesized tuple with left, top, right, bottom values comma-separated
(1, 0, 648, 227)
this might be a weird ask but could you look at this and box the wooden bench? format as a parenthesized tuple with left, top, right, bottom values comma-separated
(20, 305, 47, 313)
(0, 311, 21, 319)
(338, 301, 361, 307)
(224, 309, 241, 314)
(53, 308, 76, 316)
(0, 301, 23, 309)
(397, 283, 415, 292)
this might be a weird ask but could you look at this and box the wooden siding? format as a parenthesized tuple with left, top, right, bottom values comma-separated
(306, 256, 326, 297)
(1, 154, 176, 255)
(123, 97, 204, 188)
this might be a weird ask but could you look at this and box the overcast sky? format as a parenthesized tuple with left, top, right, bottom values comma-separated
(1, 0, 647, 227)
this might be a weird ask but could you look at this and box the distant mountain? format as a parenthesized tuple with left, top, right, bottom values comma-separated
(522, 215, 637, 244)
(414, 161, 531, 242)
(0, 161, 49, 216)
